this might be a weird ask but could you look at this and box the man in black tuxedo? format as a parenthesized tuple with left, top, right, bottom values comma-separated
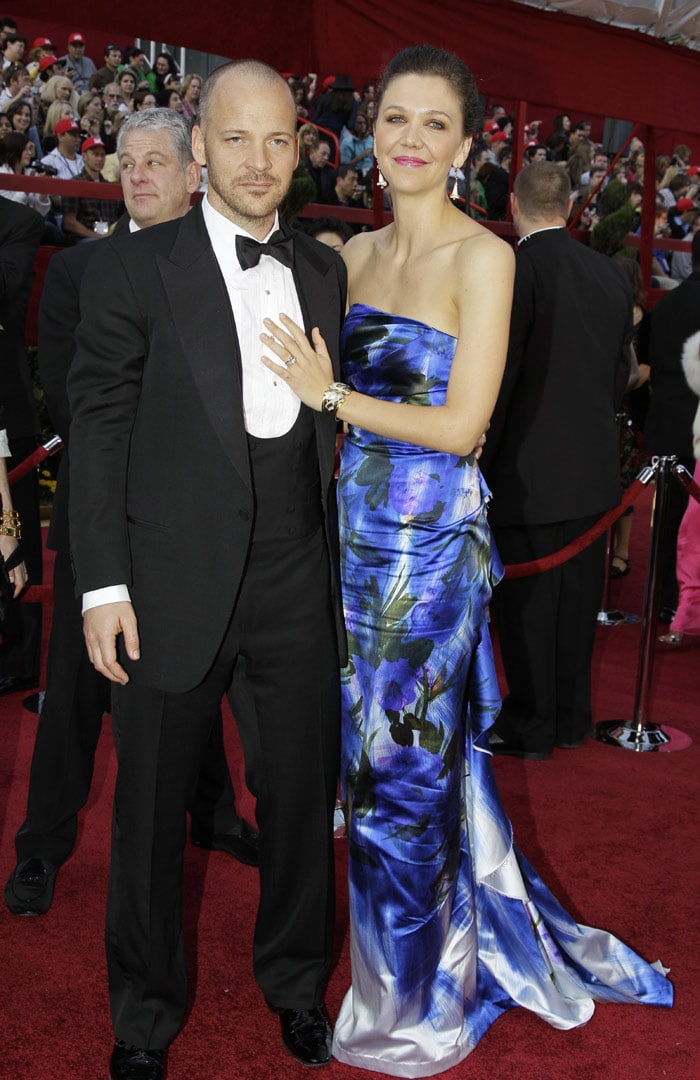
(480, 163, 631, 760)
(0, 197, 43, 695)
(4, 110, 257, 921)
(644, 231, 700, 620)
(68, 63, 346, 1079)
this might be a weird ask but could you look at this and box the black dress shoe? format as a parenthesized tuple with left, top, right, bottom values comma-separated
(109, 1040, 166, 1080)
(190, 819, 259, 867)
(0, 673, 39, 696)
(556, 728, 594, 750)
(490, 738, 551, 761)
(658, 606, 676, 625)
(4, 858, 59, 915)
(269, 1004, 332, 1067)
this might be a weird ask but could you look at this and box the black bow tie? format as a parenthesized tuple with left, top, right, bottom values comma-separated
(235, 230, 295, 270)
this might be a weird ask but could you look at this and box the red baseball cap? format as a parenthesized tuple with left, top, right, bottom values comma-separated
(68, 32, 86, 44)
(38, 55, 59, 72)
(82, 136, 106, 152)
(55, 119, 80, 136)
(32, 36, 55, 50)
(676, 197, 696, 212)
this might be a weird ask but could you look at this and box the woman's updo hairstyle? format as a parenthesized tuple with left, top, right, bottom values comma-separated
(376, 45, 480, 138)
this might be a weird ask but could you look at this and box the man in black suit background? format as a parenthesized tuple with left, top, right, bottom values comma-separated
(481, 162, 632, 761)
(4, 110, 257, 920)
(0, 197, 43, 695)
(68, 63, 346, 1079)
(644, 231, 700, 621)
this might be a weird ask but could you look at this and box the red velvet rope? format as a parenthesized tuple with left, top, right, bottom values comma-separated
(503, 478, 647, 579)
(676, 474, 700, 506)
(8, 439, 63, 485)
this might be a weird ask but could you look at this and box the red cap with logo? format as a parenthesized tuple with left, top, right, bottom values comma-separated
(82, 136, 106, 152)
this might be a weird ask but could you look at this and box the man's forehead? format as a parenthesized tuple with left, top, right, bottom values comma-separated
(121, 132, 176, 157)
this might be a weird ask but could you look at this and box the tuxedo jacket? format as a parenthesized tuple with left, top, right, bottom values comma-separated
(0, 198, 43, 440)
(480, 228, 632, 527)
(38, 217, 131, 553)
(644, 272, 700, 460)
(67, 205, 347, 692)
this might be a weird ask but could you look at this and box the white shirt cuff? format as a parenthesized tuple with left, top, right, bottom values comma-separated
(82, 584, 131, 613)
(0, 429, 10, 457)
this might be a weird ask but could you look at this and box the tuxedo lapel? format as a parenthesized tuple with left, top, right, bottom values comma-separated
(158, 204, 251, 492)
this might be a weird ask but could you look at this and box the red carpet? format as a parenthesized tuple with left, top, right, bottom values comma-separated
(1, 493, 699, 1080)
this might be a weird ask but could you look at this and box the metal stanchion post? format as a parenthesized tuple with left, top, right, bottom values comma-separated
(597, 413, 639, 626)
(597, 456, 692, 752)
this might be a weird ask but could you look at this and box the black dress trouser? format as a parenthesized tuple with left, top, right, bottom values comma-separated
(492, 515, 606, 754)
(108, 527, 340, 1050)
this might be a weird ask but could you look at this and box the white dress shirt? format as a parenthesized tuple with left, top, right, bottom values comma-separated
(83, 197, 304, 612)
(40, 148, 84, 181)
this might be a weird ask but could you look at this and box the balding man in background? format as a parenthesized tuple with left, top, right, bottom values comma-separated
(481, 162, 632, 761)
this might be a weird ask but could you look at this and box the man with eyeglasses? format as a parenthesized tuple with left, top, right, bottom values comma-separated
(100, 82, 126, 152)
(58, 32, 96, 95)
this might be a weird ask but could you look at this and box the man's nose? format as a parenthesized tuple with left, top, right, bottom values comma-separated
(245, 141, 272, 172)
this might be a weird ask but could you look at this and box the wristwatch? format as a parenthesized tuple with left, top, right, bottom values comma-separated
(321, 382, 353, 415)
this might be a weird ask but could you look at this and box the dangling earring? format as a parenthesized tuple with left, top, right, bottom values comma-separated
(450, 172, 460, 201)
(376, 159, 387, 189)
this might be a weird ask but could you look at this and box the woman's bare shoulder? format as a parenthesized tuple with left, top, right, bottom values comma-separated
(452, 222, 515, 279)
(342, 226, 392, 273)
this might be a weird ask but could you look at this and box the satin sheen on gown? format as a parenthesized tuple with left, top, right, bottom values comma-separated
(332, 304, 672, 1078)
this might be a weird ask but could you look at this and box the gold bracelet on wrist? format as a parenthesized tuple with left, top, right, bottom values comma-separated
(321, 382, 353, 416)
(0, 509, 21, 539)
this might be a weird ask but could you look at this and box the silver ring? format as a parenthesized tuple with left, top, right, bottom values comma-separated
(285, 355, 297, 367)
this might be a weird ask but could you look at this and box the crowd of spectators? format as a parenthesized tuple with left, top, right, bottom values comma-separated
(0, 17, 698, 266)
(0, 22, 206, 245)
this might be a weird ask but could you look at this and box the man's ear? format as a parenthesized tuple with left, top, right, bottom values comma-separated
(192, 124, 205, 167)
(185, 159, 200, 194)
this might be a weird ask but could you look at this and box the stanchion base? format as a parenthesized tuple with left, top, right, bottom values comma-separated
(595, 720, 692, 752)
(597, 609, 641, 626)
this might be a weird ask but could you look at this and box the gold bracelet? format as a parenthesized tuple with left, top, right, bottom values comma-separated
(0, 509, 21, 539)
(321, 382, 353, 416)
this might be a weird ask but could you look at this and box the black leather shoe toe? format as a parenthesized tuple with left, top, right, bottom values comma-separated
(4, 858, 59, 915)
(272, 1004, 332, 1067)
(109, 1040, 166, 1080)
(190, 819, 259, 867)
(490, 739, 551, 761)
(0, 673, 39, 696)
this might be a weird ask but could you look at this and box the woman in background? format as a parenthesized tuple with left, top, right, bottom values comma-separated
(660, 331, 700, 647)
(180, 73, 202, 121)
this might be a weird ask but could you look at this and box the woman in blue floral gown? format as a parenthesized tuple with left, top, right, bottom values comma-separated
(262, 44, 672, 1079)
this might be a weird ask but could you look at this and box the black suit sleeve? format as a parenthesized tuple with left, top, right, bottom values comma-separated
(0, 200, 43, 307)
(37, 253, 82, 446)
(480, 252, 534, 473)
(67, 242, 147, 595)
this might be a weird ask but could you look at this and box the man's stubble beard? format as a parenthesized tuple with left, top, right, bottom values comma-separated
(209, 168, 291, 228)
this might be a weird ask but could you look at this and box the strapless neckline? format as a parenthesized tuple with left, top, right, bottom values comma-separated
(347, 302, 457, 341)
